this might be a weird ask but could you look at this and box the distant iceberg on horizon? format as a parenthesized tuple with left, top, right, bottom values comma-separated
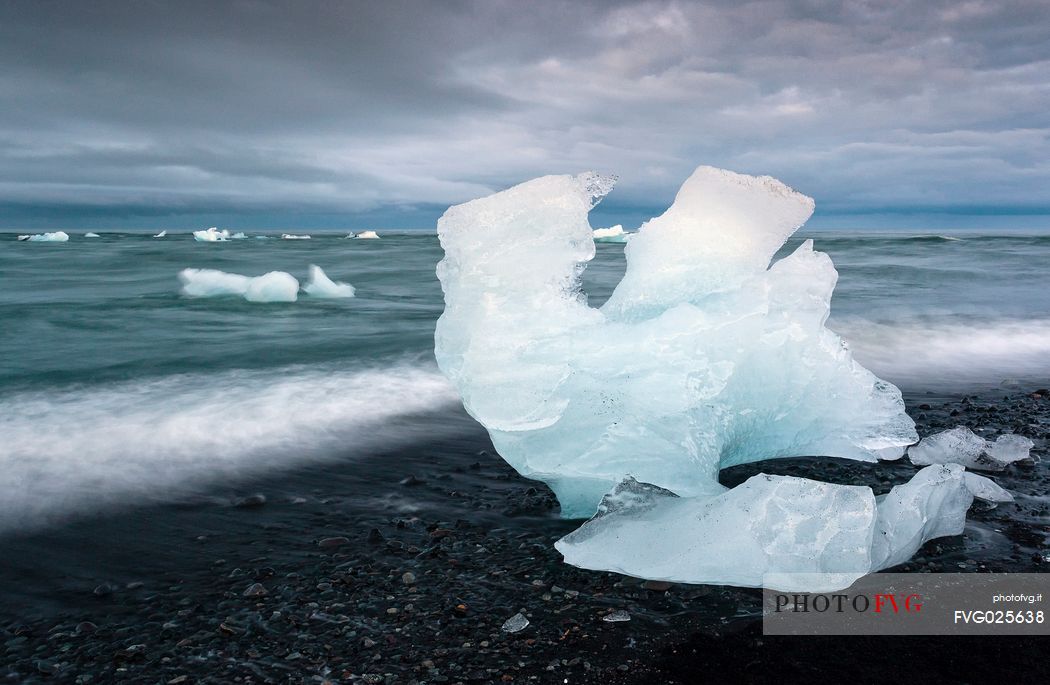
(18, 231, 70, 242)
(592, 224, 629, 243)
(193, 227, 229, 242)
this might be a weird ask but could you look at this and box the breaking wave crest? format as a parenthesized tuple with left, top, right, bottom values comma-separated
(835, 317, 1050, 391)
(0, 364, 460, 530)
(904, 234, 963, 242)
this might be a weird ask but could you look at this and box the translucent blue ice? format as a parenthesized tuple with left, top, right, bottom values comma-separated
(555, 464, 1007, 591)
(435, 166, 918, 518)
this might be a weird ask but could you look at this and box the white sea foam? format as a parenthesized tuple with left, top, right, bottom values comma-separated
(282, 233, 311, 240)
(18, 231, 70, 242)
(303, 264, 355, 298)
(833, 317, 1050, 390)
(0, 365, 460, 530)
(178, 268, 299, 302)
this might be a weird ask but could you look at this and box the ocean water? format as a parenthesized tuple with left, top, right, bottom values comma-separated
(1, 229, 1048, 531)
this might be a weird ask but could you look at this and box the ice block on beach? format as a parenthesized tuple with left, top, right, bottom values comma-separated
(435, 166, 917, 518)
(909, 426, 1033, 471)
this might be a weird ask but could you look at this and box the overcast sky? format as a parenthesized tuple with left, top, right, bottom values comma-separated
(2, 0, 1049, 229)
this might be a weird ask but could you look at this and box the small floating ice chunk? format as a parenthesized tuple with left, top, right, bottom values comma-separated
(592, 225, 629, 243)
(501, 613, 529, 633)
(178, 268, 251, 297)
(193, 227, 229, 242)
(18, 231, 70, 242)
(302, 265, 355, 299)
(281, 233, 311, 240)
(354, 230, 380, 239)
(244, 271, 299, 302)
(230, 232, 248, 240)
(908, 426, 1032, 471)
(178, 268, 298, 303)
(153, 230, 167, 238)
(84, 232, 100, 238)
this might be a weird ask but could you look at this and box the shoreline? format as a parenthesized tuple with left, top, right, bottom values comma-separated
(1, 391, 1047, 683)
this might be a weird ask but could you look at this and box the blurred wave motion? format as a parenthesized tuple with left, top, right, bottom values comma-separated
(1, 229, 1047, 528)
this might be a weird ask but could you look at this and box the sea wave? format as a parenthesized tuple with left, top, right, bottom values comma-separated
(833, 317, 1050, 391)
(0, 364, 460, 531)
(802, 232, 1050, 247)
(903, 234, 962, 242)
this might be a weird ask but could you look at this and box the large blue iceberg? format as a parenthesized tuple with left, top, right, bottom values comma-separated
(436, 166, 917, 516)
(434, 166, 1000, 589)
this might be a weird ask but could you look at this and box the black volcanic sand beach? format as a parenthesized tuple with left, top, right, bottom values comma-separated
(1, 392, 1048, 684)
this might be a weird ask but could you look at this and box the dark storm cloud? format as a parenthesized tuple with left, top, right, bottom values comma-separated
(1, 0, 1049, 228)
